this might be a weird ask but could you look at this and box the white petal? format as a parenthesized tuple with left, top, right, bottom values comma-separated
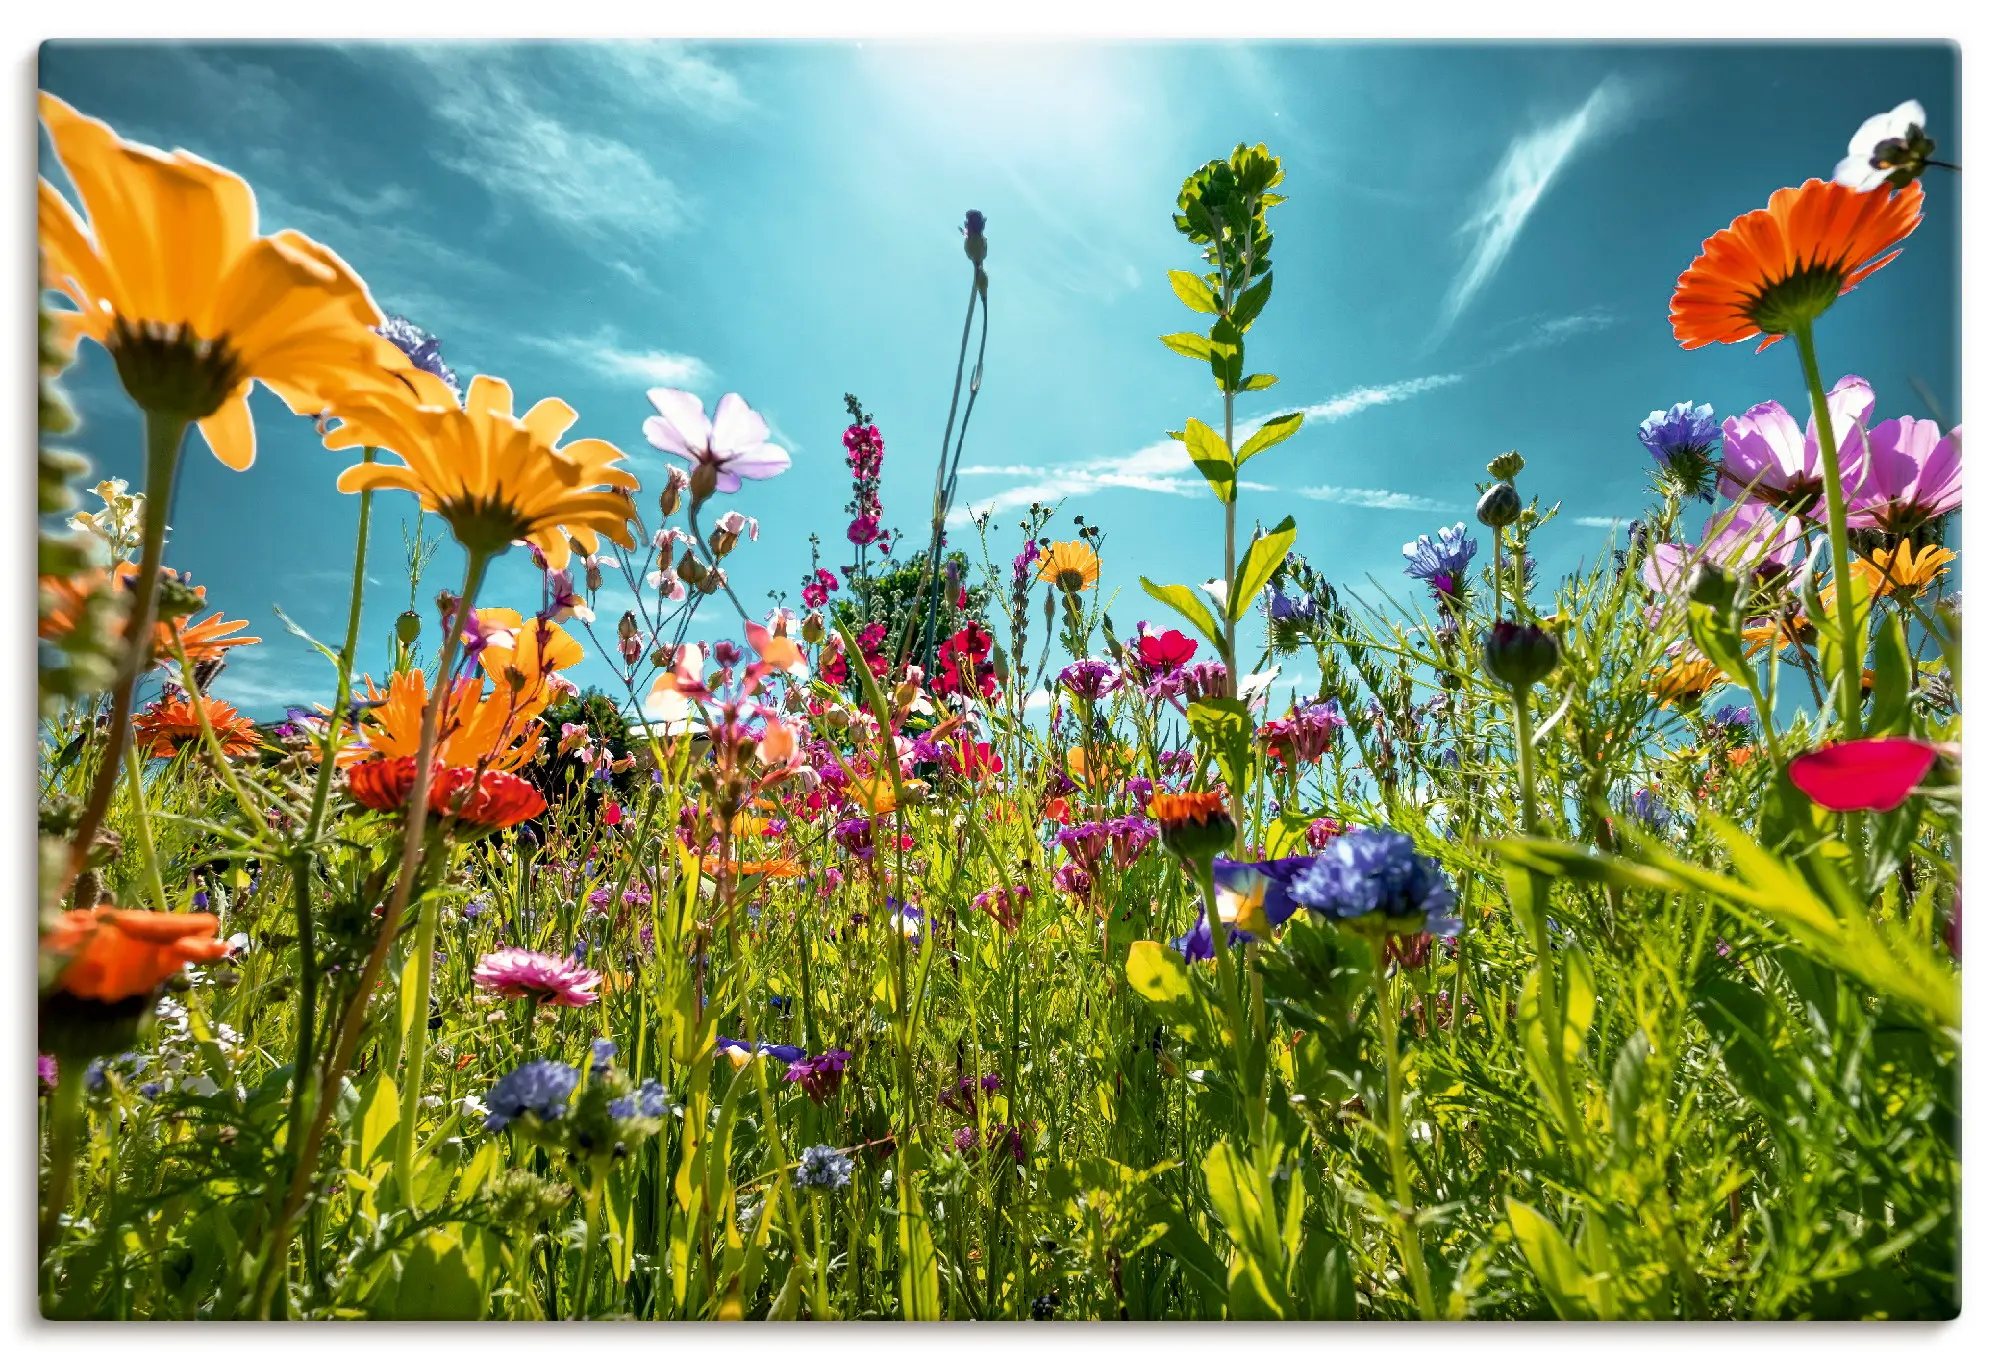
(725, 445, 791, 481)
(1834, 153, 1888, 190)
(645, 389, 712, 455)
(710, 392, 772, 454)
(1848, 110, 1901, 157)
(1887, 99, 1926, 134)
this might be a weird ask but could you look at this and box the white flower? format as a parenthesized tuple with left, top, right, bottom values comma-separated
(1834, 99, 1929, 191)
(457, 1094, 490, 1119)
(420, 1095, 444, 1110)
(643, 390, 791, 494)
(713, 510, 760, 541)
(226, 932, 250, 955)
(1199, 579, 1229, 610)
(1238, 668, 1282, 704)
(182, 1074, 220, 1097)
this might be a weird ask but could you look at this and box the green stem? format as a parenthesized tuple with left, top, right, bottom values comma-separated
(39, 1063, 87, 1278)
(394, 879, 444, 1206)
(1793, 320, 1864, 738)
(574, 1174, 604, 1320)
(1372, 962, 1436, 1320)
(122, 745, 171, 913)
(1513, 687, 1584, 1146)
(63, 411, 188, 894)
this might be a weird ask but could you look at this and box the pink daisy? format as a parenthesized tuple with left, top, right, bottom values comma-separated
(472, 947, 602, 1008)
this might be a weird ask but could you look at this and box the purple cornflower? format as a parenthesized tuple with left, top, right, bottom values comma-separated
(377, 315, 461, 397)
(785, 1048, 854, 1104)
(1402, 523, 1478, 589)
(796, 1144, 854, 1190)
(607, 1078, 668, 1123)
(1059, 659, 1124, 701)
(484, 1059, 579, 1131)
(1290, 828, 1462, 937)
(1638, 401, 1723, 500)
(38, 1054, 57, 1088)
(1626, 788, 1672, 833)
(1174, 912, 1255, 962)
(590, 1038, 618, 1073)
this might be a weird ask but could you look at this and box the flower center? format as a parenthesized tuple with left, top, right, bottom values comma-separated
(1747, 264, 1845, 337)
(107, 317, 244, 422)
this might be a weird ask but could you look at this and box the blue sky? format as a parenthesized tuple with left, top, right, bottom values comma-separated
(38, 40, 1960, 717)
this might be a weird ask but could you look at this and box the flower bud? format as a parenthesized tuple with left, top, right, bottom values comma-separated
(1689, 561, 1736, 612)
(962, 209, 988, 267)
(617, 610, 640, 642)
(688, 462, 718, 507)
(396, 611, 424, 645)
(650, 647, 672, 668)
(585, 559, 604, 593)
(1481, 620, 1560, 692)
(660, 468, 688, 518)
(1476, 482, 1522, 529)
(800, 611, 826, 645)
(1486, 450, 1526, 482)
(675, 552, 707, 587)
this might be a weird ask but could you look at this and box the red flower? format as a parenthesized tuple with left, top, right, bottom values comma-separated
(1786, 737, 1937, 813)
(941, 737, 1002, 782)
(348, 756, 548, 830)
(935, 623, 998, 699)
(1135, 628, 1198, 675)
(604, 801, 625, 827)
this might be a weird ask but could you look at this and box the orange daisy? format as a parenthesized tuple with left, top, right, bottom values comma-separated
(38, 561, 259, 663)
(43, 907, 230, 1003)
(1670, 179, 1924, 352)
(133, 693, 262, 758)
(1648, 654, 1726, 707)
(341, 668, 547, 771)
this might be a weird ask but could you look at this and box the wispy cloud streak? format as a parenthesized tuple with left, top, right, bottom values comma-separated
(1435, 78, 1635, 338)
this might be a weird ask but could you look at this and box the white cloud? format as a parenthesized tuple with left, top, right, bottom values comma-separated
(1287, 372, 1465, 426)
(1435, 77, 1636, 338)
(1484, 308, 1618, 362)
(1295, 486, 1456, 512)
(1574, 515, 1632, 528)
(520, 327, 713, 388)
(399, 46, 694, 244)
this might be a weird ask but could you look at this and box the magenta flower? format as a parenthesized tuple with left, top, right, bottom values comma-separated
(644, 389, 791, 495)
(1644, 503, 1803, 596)
(1717, 375, 1874, 519)
(1787, 738, 1938, 813)
(1851, 416, 1962, 535)
(1059, 658, 1123, 701)
(473, 947, 602, 1008)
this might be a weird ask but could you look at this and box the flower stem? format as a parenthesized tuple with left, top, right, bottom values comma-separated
(1371, 961, 1436, 1320)
(573, 1174, 603, 1320)
(1793, 320, 1864, 738)
(252, 547, 491, 1317)
(62, 411, 188, 897)
(39, 1061, 87, 1277)
(122, 745, 171, 914)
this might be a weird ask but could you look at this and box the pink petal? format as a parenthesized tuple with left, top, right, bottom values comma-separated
(1786, 738, 1937, 813)
(723, 443, 792, 481)
(645, 388, 711, 456)
(710, 392, 771, 455)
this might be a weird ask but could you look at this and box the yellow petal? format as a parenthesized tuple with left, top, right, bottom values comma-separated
(196, 389, 257, 470)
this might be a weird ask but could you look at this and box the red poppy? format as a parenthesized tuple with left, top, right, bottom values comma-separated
(1786, 737, 1937, 813)
(1136, 628, 1198, 674)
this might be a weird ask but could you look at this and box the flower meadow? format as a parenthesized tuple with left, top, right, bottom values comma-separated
(34, 91, 1961, 1321)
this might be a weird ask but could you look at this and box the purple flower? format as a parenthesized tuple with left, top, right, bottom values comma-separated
(784, 1048, 854, 1104)
(484, 1059, 579, 1131)
(1638, 401, 1722, 499)
(1265, 587, 1316, 623)
(1402, 523, 1478, 584)
(1643, 503, 1801, 596)
(1851, 415, 1962, 534)
(1290, 828, 1461, 936)
(796, 1144, 854, 1189)
(590, 1037, 618, 1072)
(1212, 854, 1318, 930)
(833, 817, 874, 857)
(377, 315, 460, 397)
(1174, 912, 1254, 962)
(643, 389, 791, 495)
(38, 1054, 57, 1088)
(1106, 815, 1159, 870)
(608, 1077, 668, 1123)
(1059, 659, 1124, 701)
(1626, 787, 1672, 833)
(1717, 377, 1873, 519)
(1055, 821, 1111, 868)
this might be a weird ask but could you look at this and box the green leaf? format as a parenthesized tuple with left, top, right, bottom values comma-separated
(1867, 614, 1913, 736)
(1167, 269, 1222, 315)
(1241, 373, 1279, 392)
(350, 1073, 400, 1174)
(1204, 1140, 1288, 1319)
(1188, 696, 1254, 795)
(1506, 1199, 1594, 1321)
(1160, 332, 1215, 361)
(374, 1226, 488, 1320)
(1687, 599, 1758, 696)
(1126, 940, 1195, 1008)
(1608, 1030, 1651, 1153)
(1235, 411, 1303, 467)
(1138, 577, 1225, 658)
(1230, 273, 1273, 331)
(1226, 516, 1296, 623)
(1182, 418, 1237, 504)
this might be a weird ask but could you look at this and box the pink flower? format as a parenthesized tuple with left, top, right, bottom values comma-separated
(643, 389, 791, 494)
(1717, 376, 1874, 519)
(604, 801, 624, 827)
(1851, 415, 1962, 535)
(1786, 737, 1937, 813)
(472, 948, 602, 1007)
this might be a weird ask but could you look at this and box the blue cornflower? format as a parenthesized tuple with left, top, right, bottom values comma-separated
(1402, 523, 1478, 583)
(483, 1059, 579, 1132)
(1173, 912, 1256, 963)
(377, 315, 461, 397)
(1638, 402, 1722, 501)
(1290, 827, 1461, 936)
(1265, 587, 1316, 623)
(590, 1038, 618, 1073)
(607, 1079, 667, 1123)
(1637, 401, 1721, 467)
(1712, 704, 1756, 730)
(1627, 788, 1672, 833)
(795, 1144, 855, 1190)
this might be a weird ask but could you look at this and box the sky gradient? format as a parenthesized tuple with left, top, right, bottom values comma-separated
(38, 40, 1961, 717)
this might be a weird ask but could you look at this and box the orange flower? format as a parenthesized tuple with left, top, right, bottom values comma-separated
(344, 669, 547, 771)
(37, 93, 410, 466)
(1671, 179, 1924, 352)
(700, 854, 803, 881)
(39, 561, 259, 662)
(1727, 747, 1759, 768)
(1148, 788, 1228, 829)
(1648, 654, 1725, 707)
(133, 693, 262, 758)
(1037, 540, 1101, 592)
(43, 907, 230, 1002)
(1148, 788, 1235, 858)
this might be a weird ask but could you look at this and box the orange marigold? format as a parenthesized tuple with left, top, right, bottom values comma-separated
(43, 907, 230, 1003)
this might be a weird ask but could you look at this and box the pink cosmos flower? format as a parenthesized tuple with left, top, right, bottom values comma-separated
(1851, 415, 1962, 535)
(643, 389, 791, 494)
(472, 947, 602, 1007)
(1717, 375, 1874, 519)
(1786, 737, 1937, 813)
